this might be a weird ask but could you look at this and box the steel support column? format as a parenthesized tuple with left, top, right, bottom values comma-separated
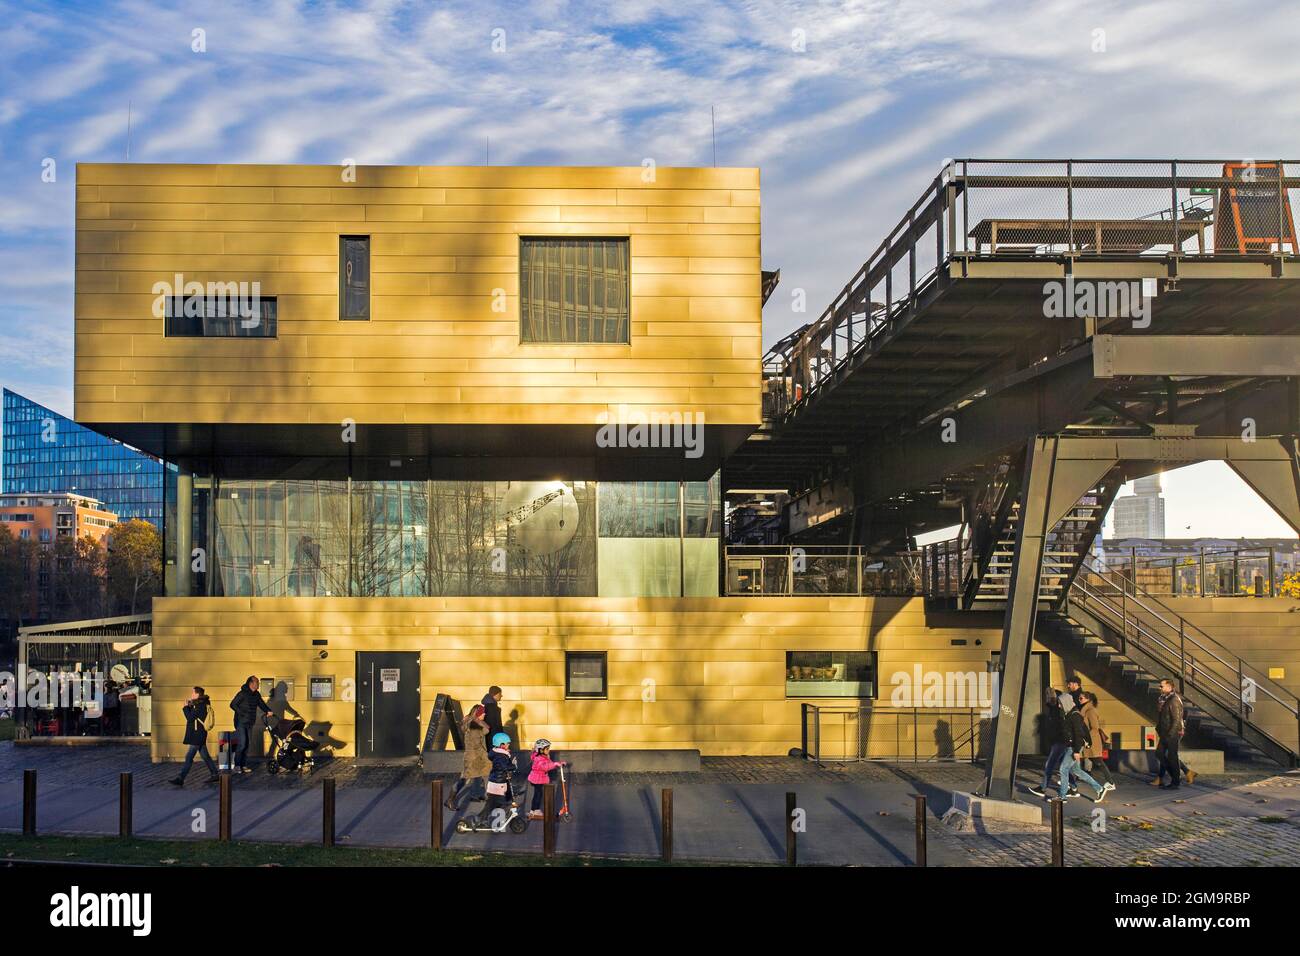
(984, 435, 1117, 801)
(983, 437, 1056, 801)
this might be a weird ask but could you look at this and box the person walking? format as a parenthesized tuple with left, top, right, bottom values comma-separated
(1153, 678, 1188, 789)
(229, 676, 271, 775)
(446, 704, 492, 810)
(1028, 688, 1070, 798)
(1055, 692, 1106, 802)
(1078, 691, 1116, 792)
(481, 685, 504, 749)
(170, 686, 220, 786)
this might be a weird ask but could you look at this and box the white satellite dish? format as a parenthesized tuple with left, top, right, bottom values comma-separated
(501, 481, 579, 555)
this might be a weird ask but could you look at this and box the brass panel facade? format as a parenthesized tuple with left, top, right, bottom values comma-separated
(74, 165, 762, 429)
(148, 595, 1149, 761)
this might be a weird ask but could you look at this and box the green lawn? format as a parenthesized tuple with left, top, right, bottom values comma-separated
(0, 833, 711, 867)
(0, 718, 14, 742)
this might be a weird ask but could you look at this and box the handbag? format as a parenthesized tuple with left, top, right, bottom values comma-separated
(485, 780, 508, 796)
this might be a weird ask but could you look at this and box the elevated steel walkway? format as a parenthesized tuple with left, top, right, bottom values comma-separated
(726, 159, 1300, 799)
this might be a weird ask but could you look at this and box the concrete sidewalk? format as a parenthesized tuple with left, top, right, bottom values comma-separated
(2, 742, 1297, 865)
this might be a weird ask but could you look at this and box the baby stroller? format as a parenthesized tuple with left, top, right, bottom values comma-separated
(266, 717, 319, 774)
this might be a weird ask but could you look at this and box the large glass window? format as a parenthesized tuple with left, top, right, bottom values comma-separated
(785, 651, 878, 699)
(520, 238, 629, 343)
(196, 477, 597, 598)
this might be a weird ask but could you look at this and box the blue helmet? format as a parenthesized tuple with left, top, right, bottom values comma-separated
(491, 733, 511, 748)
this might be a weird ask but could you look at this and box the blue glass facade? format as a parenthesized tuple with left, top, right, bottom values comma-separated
(1, 388, 165, 529)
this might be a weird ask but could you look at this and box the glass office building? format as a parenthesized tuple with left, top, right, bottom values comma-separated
(2, 388, 165, 529)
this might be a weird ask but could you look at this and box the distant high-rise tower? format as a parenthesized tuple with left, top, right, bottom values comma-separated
(1111, 473, 1166, 539)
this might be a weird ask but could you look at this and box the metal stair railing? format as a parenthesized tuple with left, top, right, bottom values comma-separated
(1067, 560, 1300, 762)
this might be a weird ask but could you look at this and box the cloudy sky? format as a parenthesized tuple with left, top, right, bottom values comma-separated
(0, 0, 1296, 537)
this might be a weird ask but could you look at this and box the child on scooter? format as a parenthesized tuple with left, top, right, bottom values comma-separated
(482, 732, 517, 830)
(527, 738, 566, 820)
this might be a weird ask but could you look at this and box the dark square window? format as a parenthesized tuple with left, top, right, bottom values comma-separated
(340, 236, 370, 320)
(521, 238, 629, 343)
(164, 295, 277, 337)
(565, 651, 608, 699)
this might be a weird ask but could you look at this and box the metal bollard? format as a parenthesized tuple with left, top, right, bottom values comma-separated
(661, 788, 674, 863)
(322, 778, 336, 847)
(543, 783, 556, 859)
(218, 773, 232, 842)
(22, 770, 36, 836)
(430, 779, 443, 850)
(1051, 798, 1065, 867)
(119, 773, 133, 838)
(914, 793, 927, 867)
(785, 792, 797, 866)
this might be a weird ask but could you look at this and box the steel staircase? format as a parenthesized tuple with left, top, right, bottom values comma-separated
(962, 477, 1121, 611)
(1037, 561, 1300, 767)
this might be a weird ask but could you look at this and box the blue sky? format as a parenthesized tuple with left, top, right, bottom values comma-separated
(0, 0, 1297, 536)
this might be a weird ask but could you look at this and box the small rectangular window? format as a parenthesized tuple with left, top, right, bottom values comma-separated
(565, 651, 608, 699)
(785, 651, 877, 698)
(340, 235, 370, 320)
(165, 296, 277, 337)
(521, 238, 629, 343)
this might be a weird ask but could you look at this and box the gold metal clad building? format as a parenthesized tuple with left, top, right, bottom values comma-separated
(73, 162, 1137, 762)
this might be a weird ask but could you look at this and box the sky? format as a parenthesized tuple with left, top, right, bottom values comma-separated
(0, 0, 1296, 538)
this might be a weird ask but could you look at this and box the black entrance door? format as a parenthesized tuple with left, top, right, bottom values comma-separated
(356, 652, 420, 758)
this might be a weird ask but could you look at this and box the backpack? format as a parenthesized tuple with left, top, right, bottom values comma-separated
(198, 700, 215, 733)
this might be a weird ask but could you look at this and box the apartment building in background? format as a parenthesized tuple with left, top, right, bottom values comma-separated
(0, 491, 117, 624)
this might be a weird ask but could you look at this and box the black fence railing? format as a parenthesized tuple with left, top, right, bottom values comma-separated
(724, 545, 922, 596)
(799, 704, 990, 764)
(1096, 546, 1298, 598)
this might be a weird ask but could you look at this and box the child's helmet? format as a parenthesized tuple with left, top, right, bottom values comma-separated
(491, 732, 511, 748)
(533, 738, 552, 751)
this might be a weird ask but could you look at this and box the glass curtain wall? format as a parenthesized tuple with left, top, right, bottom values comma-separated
(176, 478, 602, 598)
(597, 474, 721, 597)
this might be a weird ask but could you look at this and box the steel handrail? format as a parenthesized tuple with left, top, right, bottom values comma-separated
(1073, 564, 1300, 719)
(1073, 577, 1245, 704)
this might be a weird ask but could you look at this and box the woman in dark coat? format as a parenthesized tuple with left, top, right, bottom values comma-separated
(446, 705, 493, 809)
(170, 686, 220, 786)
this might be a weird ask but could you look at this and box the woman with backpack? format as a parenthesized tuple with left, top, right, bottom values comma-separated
(170, 686, 220, 786)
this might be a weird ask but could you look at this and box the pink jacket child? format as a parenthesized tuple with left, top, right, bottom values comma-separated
(526, 740, 567, 818)
(528, 748, 562, 784)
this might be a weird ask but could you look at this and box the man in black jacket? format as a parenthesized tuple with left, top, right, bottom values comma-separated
(230, 676, 271, 774)
(481, 686, 504, 750)
(1028, 688, 1069, 798)
(1054, 692, 1106, 802)
(1154, 678, 1186, 789)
